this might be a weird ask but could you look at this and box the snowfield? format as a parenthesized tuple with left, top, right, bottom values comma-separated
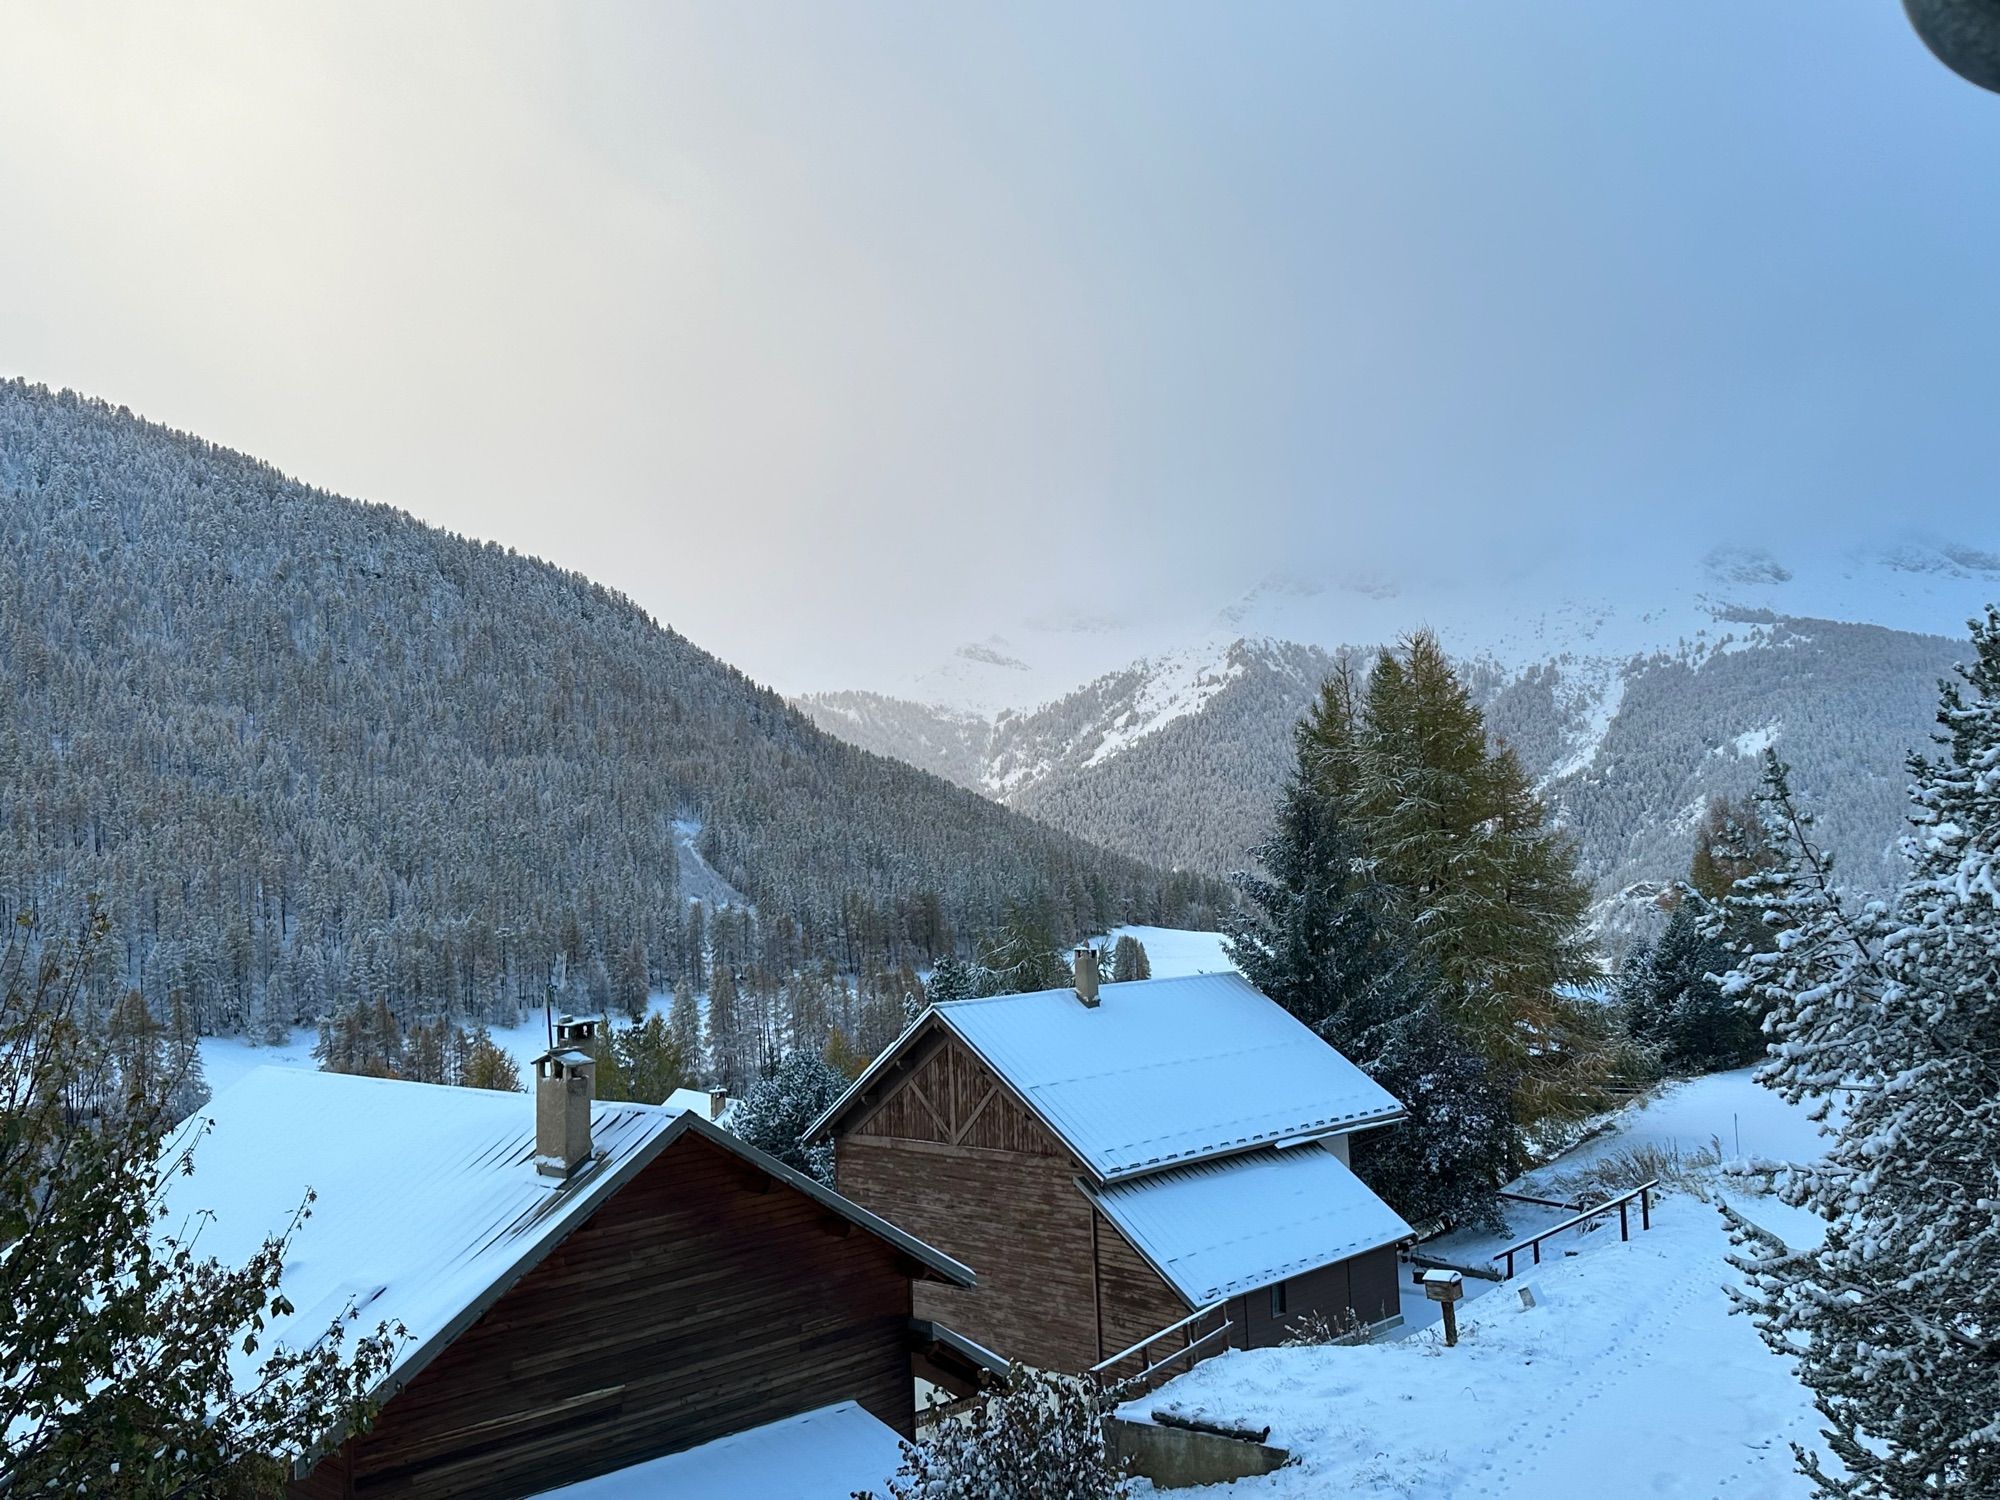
(1101, 925, 1237, 979)
(200, 991, 681, 1098)
(1125, 1069, 1834, 1498)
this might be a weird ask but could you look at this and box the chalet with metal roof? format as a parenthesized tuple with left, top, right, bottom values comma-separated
(160, 1017, 973, 1500)
(809, 957, 1417, 1384)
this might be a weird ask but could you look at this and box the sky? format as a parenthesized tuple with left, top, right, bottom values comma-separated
(2, 3, 1997, 693)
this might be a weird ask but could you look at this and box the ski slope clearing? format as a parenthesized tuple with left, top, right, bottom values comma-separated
(200, 992, 680, 1097)
(1127, 1070, 1831, 1498)
(1102, 925, 1236, 979)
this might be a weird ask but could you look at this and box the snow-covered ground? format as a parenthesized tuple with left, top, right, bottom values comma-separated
(1127, 1069, 1833, 1498)
(1101, 925, 1236, 979)
(200, 991, 679, 1097)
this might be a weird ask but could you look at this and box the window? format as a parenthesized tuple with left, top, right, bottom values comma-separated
(1269, 1281, 1288, 1318)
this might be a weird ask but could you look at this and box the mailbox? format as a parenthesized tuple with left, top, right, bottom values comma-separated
(1422, 1269, 1464, 1304)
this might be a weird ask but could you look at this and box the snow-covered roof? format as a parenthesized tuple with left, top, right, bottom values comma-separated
(159, 1068, 970, 1406)
(529, 1401, 906, 1500)
(818, 971, 1404, 1181)
(663, 1085, 726, 1120)
(1086, 1143, 1416, 1306)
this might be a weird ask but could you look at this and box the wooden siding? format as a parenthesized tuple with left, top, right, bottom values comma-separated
(1093, 1210, 1194, 1361)
(1222, 1244, 1404, 1351)
(290, 1131, 917, 1500)
(838, 1034, 1194, 1374)
(835, 1028, 1404, 1377)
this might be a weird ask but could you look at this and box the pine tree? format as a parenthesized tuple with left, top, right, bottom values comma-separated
(924, 954, 994, 1005)
(667, 975, 702, 1075)
(978, 907, 1071, 995)
(460, 1026, 523, 1092)
(1287, 635, 1602, 1139)
(615, 938, 650, 1025)
(1109, 934, 1150, 982)
(1722, 609, 2000, 1496)
(608, 1014, 688, 1105)
(729, 1049, 849, 1184)
(1621, 900, 1761, 1075)
(1228, 721, 1509, 1229)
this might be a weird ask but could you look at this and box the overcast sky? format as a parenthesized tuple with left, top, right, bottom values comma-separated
(3, 4, 1997, 690)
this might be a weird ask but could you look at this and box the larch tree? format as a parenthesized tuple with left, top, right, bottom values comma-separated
(1341, 633, 1603, 1136)
(1228, 694, 1509, 1230)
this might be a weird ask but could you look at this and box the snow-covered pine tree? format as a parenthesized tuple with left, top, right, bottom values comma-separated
(924, 954, 996, 1005)
(729, 1048, 849, 1184)
(667, 975, 702, 1073)
(615, 938, 649, 1024)
(1722, 609, 2000, 1497)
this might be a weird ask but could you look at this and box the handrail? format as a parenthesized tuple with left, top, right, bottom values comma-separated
(1496, 1189, 1585, 1213)
(1492, 1179, 1660, 1280)
(1119, 1321, 1234, 1390)
(1089, 1300, 1227, 1376)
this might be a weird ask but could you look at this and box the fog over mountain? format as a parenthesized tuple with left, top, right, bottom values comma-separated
(801, 543, 1996, 947)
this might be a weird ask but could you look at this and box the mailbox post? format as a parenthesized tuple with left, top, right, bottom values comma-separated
(1423, 1268, 1465, 1347)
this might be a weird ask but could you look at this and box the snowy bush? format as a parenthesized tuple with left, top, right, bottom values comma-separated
(1541, 1139, 1723, 1205)
(858, 1369, 1128, 1500)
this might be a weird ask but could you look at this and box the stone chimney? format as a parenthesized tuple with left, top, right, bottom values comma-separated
(534, 1014, 601, 1178)
(1073, 945, 1100, 1008)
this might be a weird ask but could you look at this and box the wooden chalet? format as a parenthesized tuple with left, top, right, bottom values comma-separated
(159, 1021, 977, 1500)
(810, 957, 1417, 1380)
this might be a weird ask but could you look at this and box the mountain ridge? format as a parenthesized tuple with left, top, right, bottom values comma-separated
(0, 380, 1216, 1036)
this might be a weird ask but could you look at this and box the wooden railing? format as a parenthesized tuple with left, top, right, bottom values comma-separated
(1088, 1301, 1232, 1397)
(1491, 1180, 1659, 1280)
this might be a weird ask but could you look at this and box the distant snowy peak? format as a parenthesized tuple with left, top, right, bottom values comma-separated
(859, 532, 1998, 718)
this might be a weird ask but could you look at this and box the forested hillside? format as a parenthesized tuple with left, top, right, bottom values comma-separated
(0, 382, 1215, 1038)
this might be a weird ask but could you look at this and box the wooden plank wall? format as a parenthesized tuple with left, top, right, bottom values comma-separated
(1093, 1210, 1194, 1361)
(290, 1131, 917, 1500)
(838, 1033, 1192, 1374)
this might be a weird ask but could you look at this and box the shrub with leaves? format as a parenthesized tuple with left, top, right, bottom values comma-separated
(0, 908, 402, 1496)
(859, 1369, 1129, 1500)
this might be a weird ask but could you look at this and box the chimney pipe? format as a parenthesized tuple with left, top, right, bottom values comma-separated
(534, 1014, 602, 1178)
(1073, 946, 1100, 1008)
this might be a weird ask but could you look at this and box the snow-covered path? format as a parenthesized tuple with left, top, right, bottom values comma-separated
(1131, 1071, 1830, 1498)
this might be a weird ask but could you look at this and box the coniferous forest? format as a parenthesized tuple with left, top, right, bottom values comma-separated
(0, 382, 1221, 1044)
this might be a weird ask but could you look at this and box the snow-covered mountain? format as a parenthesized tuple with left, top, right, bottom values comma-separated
(799, 539, 1997, 921)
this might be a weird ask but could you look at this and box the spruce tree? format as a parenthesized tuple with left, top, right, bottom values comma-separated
(1228, 710, 1509, 1229)
(1109, 934, 1151, 982)
(1621, 899, 1761, 1075)
(1335, 632, 1602, 1134)
(1723, 609, 2000, 1496)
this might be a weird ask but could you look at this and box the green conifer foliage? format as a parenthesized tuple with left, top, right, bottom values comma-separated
(1321, 632, 1604, 1133)
(1228, 699, 1511, 1228)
